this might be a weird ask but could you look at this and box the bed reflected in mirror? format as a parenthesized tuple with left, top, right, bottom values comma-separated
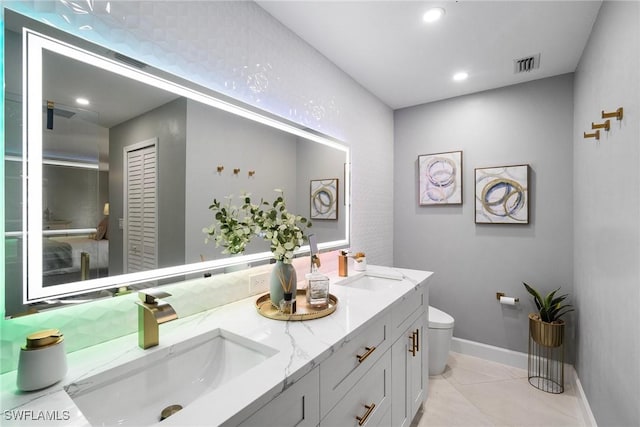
(41, 163, 109, 286)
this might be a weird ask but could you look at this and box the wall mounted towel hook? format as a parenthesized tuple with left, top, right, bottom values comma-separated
(233, 168, 241, 175)
(591, 119, 610, 131)
(601, 107, 623, 121)
(216, 165, 224, 173)
(248, 170, 256, 177)
(584, 130, 600, 140)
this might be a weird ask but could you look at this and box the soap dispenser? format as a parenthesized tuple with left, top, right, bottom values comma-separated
(338, 250, 349, 277)
(17, 329, 68, 391)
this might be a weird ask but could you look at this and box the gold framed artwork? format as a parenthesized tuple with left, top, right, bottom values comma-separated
(310, 178, 339, 220)
(475, 164, 530, 224)
(418, 150, 463, 205)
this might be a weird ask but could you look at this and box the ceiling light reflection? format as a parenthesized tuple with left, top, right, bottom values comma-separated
(423, 7, 445, 23)
(453, 72, 468, 81)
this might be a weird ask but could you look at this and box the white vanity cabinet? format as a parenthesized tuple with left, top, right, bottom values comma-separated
(391, 284, 427, 427)
(236, 367, 320, 427)
(319, 311, 391, 418)
(321, 349, 392, 427)
(238, 278, 428, 427)
(237, 310, 395, 427)
(391, 315, 427, 427)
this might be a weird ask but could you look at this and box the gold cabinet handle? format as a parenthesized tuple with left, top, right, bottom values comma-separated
(415, 328, 420, 352)
(356, 403, 376, 426)
(408, 332, 416, 357)
(356, 346, 376, 363)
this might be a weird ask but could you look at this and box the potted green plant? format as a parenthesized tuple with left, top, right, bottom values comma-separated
(523, 282, 573, 347)
(204, 190, 311, 308)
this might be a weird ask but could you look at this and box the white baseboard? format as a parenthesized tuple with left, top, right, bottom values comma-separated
(570, 367, 598, 427)
(450, 337, 596, 426)
(451, 337, 528, 370)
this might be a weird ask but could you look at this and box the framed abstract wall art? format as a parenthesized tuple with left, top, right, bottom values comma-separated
(475, 164, 530, 224)
(310, 178, 339, 220)
(418, 151, 463, 205)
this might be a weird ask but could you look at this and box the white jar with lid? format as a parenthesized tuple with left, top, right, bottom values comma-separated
(353, 257, 367, 271)
(17, 329, 68, 391)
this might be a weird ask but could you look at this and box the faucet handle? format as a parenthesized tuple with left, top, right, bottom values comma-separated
(311, 254, 321, 269)
(139, 289, 172, 304)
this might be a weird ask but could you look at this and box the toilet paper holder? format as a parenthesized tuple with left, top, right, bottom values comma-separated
(496, 292, 519, 303)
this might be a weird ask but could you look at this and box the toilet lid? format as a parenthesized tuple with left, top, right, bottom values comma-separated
(429, 306, 455, 329)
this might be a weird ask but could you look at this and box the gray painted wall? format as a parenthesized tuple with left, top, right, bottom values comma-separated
(184, 101, 347, 263)
(394, 74, 574, 357)
(109, 97, 187, 275)
(295, 138, 346, 243)
(573, 2, 640, 425)
(184, 99, 297, 263)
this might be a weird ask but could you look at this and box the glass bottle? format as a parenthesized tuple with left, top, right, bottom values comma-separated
(306, 265, 330, 308)
(279, 292, 296, 314)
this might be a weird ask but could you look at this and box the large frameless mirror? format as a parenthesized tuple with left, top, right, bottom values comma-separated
(4, 10, 350, 316)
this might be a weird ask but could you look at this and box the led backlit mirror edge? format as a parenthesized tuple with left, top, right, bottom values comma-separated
(17, 26, 350, 306)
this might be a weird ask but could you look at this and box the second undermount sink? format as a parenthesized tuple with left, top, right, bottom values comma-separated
(340, 271, 405, 291)
(65, 328, 277, 426)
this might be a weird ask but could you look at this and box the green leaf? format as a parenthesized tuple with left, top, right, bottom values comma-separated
(543, 288, 559, 309)
(549, 294, 569, 307)
(523, 282, 543, 311)
(554, 307, 574, 320)
(524, 282, 572, 322)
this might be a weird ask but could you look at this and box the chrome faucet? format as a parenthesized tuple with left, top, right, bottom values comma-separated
(135, 289, 178, 349)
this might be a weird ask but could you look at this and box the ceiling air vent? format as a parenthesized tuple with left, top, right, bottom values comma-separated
(514, 53, 540, 74)
(112, 51, 148, 70)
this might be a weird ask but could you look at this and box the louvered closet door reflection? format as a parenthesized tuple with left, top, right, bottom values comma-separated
(126, 143, 157, 273)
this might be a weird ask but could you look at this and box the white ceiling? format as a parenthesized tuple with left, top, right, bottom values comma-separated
(257, 0, 603, 109)
(43, 50, 179, 129)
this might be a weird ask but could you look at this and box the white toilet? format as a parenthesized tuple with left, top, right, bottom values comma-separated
(428, 306, 455, 376)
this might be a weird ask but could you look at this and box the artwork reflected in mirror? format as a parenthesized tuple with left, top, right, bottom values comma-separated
(3, 11, 349, 316)
(310, 179, 339, 220)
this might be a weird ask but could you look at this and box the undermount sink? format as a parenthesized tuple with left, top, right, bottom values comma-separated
(340, 272, 404, 291)
(65, 328, 277, 426)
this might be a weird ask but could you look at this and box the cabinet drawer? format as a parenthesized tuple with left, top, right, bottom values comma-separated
(391, 285, 424, 343)
(237, 368, 320, 427)
(321, 350, 391, 427)
(320, 311, 390, 416)
(374, 406, 392, 427)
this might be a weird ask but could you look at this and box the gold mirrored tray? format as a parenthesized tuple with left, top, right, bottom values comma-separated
(255, 289, 338, 321)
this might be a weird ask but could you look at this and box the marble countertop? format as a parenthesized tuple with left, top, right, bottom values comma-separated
(0, 266, 432, 426)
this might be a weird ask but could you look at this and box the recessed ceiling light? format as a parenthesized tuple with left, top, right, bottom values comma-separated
(76, 97, 90, 105)
(453, 72, 468, 81)
(423, 7, 445, 23)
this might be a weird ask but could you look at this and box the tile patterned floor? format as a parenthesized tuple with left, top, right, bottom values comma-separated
(414, 352, 587, 427)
